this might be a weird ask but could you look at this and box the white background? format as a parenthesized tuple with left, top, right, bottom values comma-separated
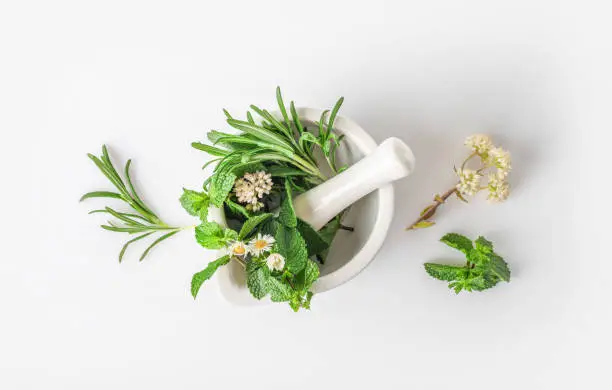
(0, 1, 609, 389)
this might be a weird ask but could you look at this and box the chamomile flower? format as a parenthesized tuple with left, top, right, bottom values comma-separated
(465, 134, 493, 155)
(228, 241, 248, 257)
(487, 173, 510, 202)
(265, 253, 285, 272)
(456, 168, 482, 196)
(248, 233, 275, 257)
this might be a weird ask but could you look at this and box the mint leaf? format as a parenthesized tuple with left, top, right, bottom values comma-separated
(210, 171, 236, 207)
(191, 255, 231, 298)
(278, 180, 297, 228)
(295, 259, 320, 291)
(261, 219, 280, 237)
(467, 248, 489, 267)
(179, 188, 210, 221)
(303, 259, 320, 290)
(275, 224, 308, 274)
(424, 263, 465, 281)
(475, 236, 494, 253)
(195, 222, 237, 249)
(488, 254, 511, 282)
(289, 296, 302, 312)
(225, 198, 250, 219)
(302, 291, 314, 310)
(238, 213, 273, 240)
(440, 233, 473, 255)
(246, 262, 270, 299)
(297, 219, 329, 257)
(267, 277, 294, 302)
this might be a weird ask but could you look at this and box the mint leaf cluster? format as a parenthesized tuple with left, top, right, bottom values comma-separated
(424, 233, 510, 294)
(244, 182, 322, 311)
(186, 182, 329, 312)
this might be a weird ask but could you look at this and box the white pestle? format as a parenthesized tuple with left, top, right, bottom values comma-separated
(293, 137, 416, 231)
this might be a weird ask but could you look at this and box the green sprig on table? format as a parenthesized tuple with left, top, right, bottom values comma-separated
(425, 233, 511, 293)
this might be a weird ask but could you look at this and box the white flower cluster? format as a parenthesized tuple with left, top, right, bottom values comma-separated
(234, 171, 273, 211)
(456, 169, 482, 196)
(457, 134, 512, 202)
(487, 172, 510, 202)
(227, 234, 285, 271)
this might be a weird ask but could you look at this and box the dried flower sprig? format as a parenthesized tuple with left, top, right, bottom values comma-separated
(407, 134, 512, 230)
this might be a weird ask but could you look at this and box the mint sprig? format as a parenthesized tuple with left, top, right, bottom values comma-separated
(188, 178, 326, 312)
(425, 233, 510, 294)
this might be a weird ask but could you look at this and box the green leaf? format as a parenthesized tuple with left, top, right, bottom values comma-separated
(326, 96, 344, 141)
(290, 101, 304, 135)
(274, 224, 308, 274)
(268, 166, 309, 177)
(475, 236, 494, 254)
(231, 162, 266, 177)
(246, 262, 270, 299)
(139, 230, 179, 261)
(191, 142, 229, 157)
(411, 220, 435, 229)
(297, 219, 329, 257)
(80, 191, 123, 202)
(267, 277, 294, 302)
(191, 255, 231, 298)
(278, 181, 297, 228)
(260, 219, 280, 237)
(226, 119, 294, 151)
(195, 222, 236, 249)
(275, 86, 291, 131)
(302, 291, 314, 310)
(179, 189, 210, 221)
(488, 254, 511, 282)
(225, 198, 251, 219)
(467, 248, 490, 266)
(238, 213, 273, 240)
(103, 207, 146, 226)
(295, 259, 320, 291)
(124, 159, 157, 219)
(440, 233, 474, 255)
(118, 232, 155, 262)
(209, 171, 237, 207)
(424, 263, 465, 282)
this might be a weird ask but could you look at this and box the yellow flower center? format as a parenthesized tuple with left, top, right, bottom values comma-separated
(233, 245, 245, 255)
(254, 240, 267, 250)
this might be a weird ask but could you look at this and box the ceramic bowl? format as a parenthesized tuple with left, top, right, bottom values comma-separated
(211, 108, 396, 305)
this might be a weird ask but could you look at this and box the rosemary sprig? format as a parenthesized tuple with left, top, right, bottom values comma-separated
(193, 87, 347, 189)
(81, 145, 183, 262)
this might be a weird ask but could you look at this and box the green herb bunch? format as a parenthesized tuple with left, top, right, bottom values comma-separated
(80, 146, 183, 262)
(186, 182, 330, 311)
(192, 86, 346, 212)
(81, 88, 350, 311)
(425, 233, 511, 293)
(182, 88, 350, 311)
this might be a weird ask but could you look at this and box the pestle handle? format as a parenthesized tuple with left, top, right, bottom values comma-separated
(293, 137, 415, 230)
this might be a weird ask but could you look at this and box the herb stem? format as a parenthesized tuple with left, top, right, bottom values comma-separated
(406, 186, 457, 230)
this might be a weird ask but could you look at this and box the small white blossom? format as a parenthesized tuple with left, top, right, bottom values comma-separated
(234, 171, 273, 210)
(487, 173, 510, 202)
(456, 168, 482, 196)
(487, 147, 512, 176)
(248, 233, 275, 257)
(465, 134, 493, 155)
(228, 241, 248, 257)
(265, 253, 285, 271)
